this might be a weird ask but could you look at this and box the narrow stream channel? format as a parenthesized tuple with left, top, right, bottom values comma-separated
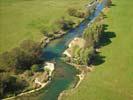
(16, 0, 107, 100)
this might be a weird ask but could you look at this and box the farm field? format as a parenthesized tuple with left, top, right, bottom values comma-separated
(62, 0, 133, 100)
(0, 0, 89, 53)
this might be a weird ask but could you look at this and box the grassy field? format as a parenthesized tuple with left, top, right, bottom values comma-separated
(0, 0, 89, 53)
(62, 0, 133, 100)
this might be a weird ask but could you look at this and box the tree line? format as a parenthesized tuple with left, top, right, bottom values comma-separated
(68, 13, 104, 66)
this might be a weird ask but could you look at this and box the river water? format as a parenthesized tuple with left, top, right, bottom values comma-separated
(16, 0, 107, 100)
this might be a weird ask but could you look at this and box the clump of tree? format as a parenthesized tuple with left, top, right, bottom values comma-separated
(71, 46, 95, 65)
(0, 40, 42, 73)
(0, 73, 28, 98)
(67, 8, 86, 18)
(56, 17, 75, 31)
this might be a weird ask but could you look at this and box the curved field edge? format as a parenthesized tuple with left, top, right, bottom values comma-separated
(0, 0, 89, 53)
(61, 0, 133, 100)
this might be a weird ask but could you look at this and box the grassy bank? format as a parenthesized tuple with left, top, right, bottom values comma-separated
(61, 0, 133, 100)
(0, 0, 89, 53)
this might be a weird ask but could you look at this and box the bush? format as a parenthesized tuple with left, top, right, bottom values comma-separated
(56, 17, 75, 31)
(40, 27, 49, 36)
(68, 8, 78, 16)
(0, 73, 28, 98)
(68, 8, 86, 18)
(31, 64, 40, 72)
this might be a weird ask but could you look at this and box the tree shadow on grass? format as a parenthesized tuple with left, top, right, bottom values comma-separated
(92, 24, 116, 66)
(99, 31, 116, 47)
(99, 24, 116, 47)
(92, 53, 105, 66)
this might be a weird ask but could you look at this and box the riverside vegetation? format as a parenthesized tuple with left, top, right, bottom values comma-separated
(62, 0, 133, 100)
(62, 0, 112, 67)
(63, 13, 105, 67)
(0, 0, 90, 53)
(0, 0, 93, 99)
(0, 0, 113, 99)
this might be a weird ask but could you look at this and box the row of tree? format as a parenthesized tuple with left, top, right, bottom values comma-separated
(70, 13, 104, 66)
(40, 7, 91, 39)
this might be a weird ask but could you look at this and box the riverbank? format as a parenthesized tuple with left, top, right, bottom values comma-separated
(61, 0, 133, 100)
(58, 61, 94, 100)
(2, 62, 55, 100)
(58, 1, 110, 99)
(0, 0, 103, 99)
(0, 0, 90, 54)
(39, 0, 100, 48)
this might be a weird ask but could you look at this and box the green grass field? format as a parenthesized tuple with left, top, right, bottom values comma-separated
(62, 0, 133, 100)
(0, 0, 89, 53)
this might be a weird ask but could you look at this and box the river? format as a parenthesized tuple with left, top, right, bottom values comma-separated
(15, 0, 107, 100)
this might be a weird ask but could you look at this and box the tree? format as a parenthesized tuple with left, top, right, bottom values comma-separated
(0, 40, 42, 73)
(67, 8, 77, 16)
(0, 51, 17, 72)
(56, 17, 75, 31)
(0, 73, 28, 98)
(83, 28, 95, 48)
(67, 8, 86, 18)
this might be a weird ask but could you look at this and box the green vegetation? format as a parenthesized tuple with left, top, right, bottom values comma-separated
(67, 14, 104, 66)
(31, 64, 40, 72)
(0, 0, 89, 53)
(0, 40, 42, 73)
(62, 0, 133, 100)
(0, 73, 28, 99)
(0, 40, 43, 98)
(67, 8, 87, 18)
(0, 0, 92, 98)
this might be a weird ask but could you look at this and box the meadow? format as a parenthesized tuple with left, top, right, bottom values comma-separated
(0, 0, 89, 53)
(62, 0, 133, 100)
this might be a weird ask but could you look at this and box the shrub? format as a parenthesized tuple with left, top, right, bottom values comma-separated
(68, 8, 86, 18)
(40, 27, 49, 36)
(31, 64, 40, 72)
(67, 8, 77, 16)
(56, 17, 75, 31)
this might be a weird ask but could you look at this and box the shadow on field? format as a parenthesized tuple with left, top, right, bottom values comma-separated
(99, 24, 116, 47)
(111, 4, 116, 6)
(92, 24, 116, 66)
(92, 52, 105, 66)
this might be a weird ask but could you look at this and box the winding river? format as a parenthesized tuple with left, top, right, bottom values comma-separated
(16, 0, 107, 100)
